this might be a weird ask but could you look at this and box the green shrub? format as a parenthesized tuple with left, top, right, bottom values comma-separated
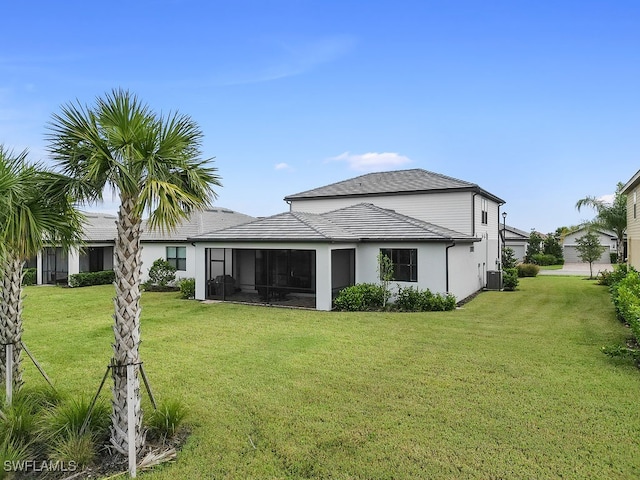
(394, 286, 456, 311)
(517, 263, 539, 277)
(178, 278, 196, 299)
(531, 253, 558, 266)
(610, 252, 619, 264)
(68, 270, 115, 288)
(147, 258, 176, 287)
(22, 268, 37, 286)
(503, 268, 519, 291)
(428, 292, 457, 311)
(334, 283, 386, 311)
(603, 265, 640, 363)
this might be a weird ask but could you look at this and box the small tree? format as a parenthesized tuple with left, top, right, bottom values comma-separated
(543, 233, 564, 264)
(575, 231, 606, 279)
(377, 252, 394, 308)
(525, 231, 543, 263)
(501, 246, 518, 270)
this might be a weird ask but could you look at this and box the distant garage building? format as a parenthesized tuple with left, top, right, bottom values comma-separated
(562, 227, 616, 264)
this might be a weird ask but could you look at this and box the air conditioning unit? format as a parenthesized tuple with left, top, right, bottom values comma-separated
(486, 270, 503, 290)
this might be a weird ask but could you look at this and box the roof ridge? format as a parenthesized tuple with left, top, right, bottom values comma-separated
(292, 211, 349, 239)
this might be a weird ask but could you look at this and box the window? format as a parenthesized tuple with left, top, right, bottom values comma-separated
(167, 246, 187, 271)
(634, 191, 637, 219)
(380, 248, 418, 282)
(481, 199, 488, 225)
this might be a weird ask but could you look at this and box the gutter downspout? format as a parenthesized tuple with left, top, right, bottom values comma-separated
(445, 240, 456, 293)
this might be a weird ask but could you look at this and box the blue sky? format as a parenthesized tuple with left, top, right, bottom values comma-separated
(2, 0, 639, 233)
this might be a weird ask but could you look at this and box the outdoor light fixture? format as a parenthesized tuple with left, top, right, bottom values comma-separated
(502, 212, 507, 254)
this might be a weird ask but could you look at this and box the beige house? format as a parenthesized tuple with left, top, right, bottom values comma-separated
(622, 169, 640, 269)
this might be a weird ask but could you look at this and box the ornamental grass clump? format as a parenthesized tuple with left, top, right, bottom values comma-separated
(146, 399, 188, 443)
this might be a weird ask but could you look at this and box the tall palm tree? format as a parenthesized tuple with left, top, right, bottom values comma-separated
(576, 182, 627, 263)
(46, 89, 221, 455)
(0, 145, 84, 395)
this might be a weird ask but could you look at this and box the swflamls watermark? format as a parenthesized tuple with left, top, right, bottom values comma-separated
(3, 460, 78, 472)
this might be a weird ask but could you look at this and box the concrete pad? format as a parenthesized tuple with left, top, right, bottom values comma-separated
(538, 263, 613, 276)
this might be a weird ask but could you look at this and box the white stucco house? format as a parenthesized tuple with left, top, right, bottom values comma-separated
(191, 169, 506, 311)
(35, 208, 254, 285)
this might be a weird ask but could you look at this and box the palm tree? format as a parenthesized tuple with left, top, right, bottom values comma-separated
(46, 89, 221, 455)
(0, 145, 83, 396)
(576, 182, 627, 263)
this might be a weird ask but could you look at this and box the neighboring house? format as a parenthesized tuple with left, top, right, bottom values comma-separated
(562, 227, 618, 264)
(192, 169, 506, 311)
(622, 169, 640, 269)
(35, 208, 254, 285)
(501, 224, 530, 262)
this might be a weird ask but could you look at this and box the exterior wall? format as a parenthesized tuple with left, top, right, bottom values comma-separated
(448, 242, 485, 301)
(140, 242, 196, 283)
(627, 187, 640, 269)
(473, 195, 502, 276)
(355, 242, 447, 297)
(290, 192, 474, 235)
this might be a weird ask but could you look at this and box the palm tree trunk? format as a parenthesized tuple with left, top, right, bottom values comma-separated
(110, 197, 145, 454)
(0, 251, 24, 393)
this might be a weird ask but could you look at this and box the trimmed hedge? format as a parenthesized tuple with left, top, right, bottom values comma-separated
(333, 283, 386, 311)
(393, 286, 456, 311)
(531, 253, 560, 266)
(517, 263, 540, 277)
(334, 284, 456, 312)
(69, 270, 115, 288)
(603, 265, 640, 362)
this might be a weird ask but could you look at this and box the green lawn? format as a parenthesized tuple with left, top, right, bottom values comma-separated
(21, 277, 640, 479)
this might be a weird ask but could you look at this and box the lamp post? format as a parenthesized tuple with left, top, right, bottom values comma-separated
(502, 211, 507, 268)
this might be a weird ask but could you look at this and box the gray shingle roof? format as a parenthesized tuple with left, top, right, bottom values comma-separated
(504, 225, 530, 239)
(284, 168, 504, 203)
(191, 203, 478, 243)
(81, 213, 117, 242)
(142, 208, 255, 241)
(79, 208, 254, 242)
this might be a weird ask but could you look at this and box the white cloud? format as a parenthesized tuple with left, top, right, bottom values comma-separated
(275, 162, 291, 170)
(327, 151, 412, 171)
(598, 194, 615, 205)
